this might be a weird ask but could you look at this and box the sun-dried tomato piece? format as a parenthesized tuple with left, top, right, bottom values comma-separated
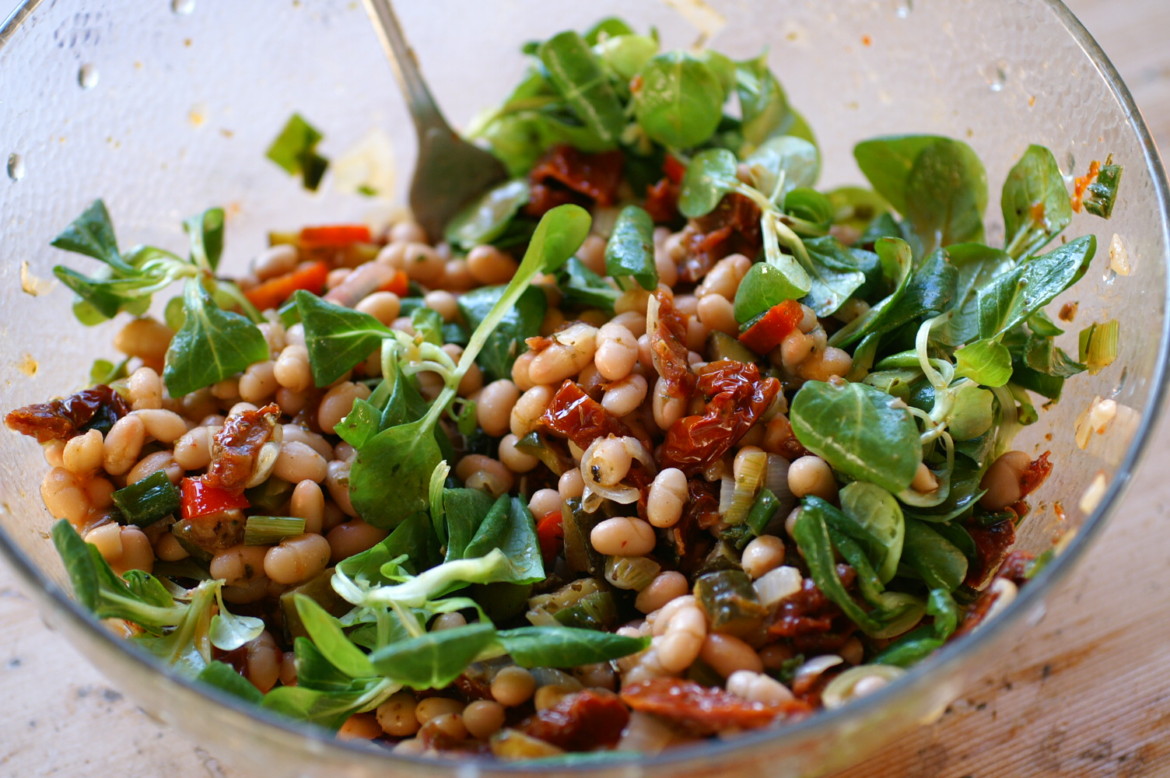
(5, 384, 130, 443)
(519, 689, 629, 751)
(1018, 451, 1052, 499)
(659, 360, 779, 474)
(669, 478, 720, 574)
(649, 290, 695, 398)
(205, 403, 281, 494)
(964, 517, 1016, 590)
(738, 300, 805, 356)
(998, 550, 1035, 584)
(621, 678, 809, 736)
(768, 568, 857, 654)
(644, 176, 682, 225)
(541, 381, 631, 450)
(526, 145, 624, 218)
(679, 193, 762, 283)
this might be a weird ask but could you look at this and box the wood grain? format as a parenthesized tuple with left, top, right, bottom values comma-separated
(0, 2, 1167, 777)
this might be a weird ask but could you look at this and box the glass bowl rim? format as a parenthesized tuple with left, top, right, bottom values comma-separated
(0, 0, 1167, 772)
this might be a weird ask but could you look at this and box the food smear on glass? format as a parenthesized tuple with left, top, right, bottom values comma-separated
(4, 17, 1121, 761)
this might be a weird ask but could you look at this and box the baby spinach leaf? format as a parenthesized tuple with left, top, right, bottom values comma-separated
(196, 661, 263, 704)
(975, 235, 1095, 341)
(734, 55, 791, 149)
(295, 290, 392, 387)
(853, 135, 945, 215)
(457, 285, 546, 382)
(830, 237, 914, 348)
(604, 205, 657, 290)
(594, 34, 658, 81)
(348, 416, 444, 531)
(903, 137, 987, 253)
(678, 148, 740, 219)
(183, 207, 225, 272)
(937, 243, 1016, 347)
(801, 236, 868, 316)
(583, 17, 635, 45)
(294, 594, 376, 679)
(262, 678, 392, 729)
(444, 179, 530, 250)
(790, 380, 922, 493)
(558, 257, 621, 310)
(336, 511, 438, 591)
(265, 113, 329, 191)
(163, 280, 269, 397)
(443, 489, 499, 562)
(744, 135, 819, 199)
(208, 602, 264, 652)
(793, 500, 883, 634)
(369, 622, 498, 689)
(733, 262, 804, 323)
(1002, 144, 1071, 259)
(51, 199, 130, 273)
(496, 626, 649, 668)
(460, 497, 543, 584)
(634, 51, 725, 149)
(838, 482, 905, 583)
(538, 31, 626, 149)
(901, 519, 968, 591)
(954, 338, 1013, 387)
(290, 637, 356, 691)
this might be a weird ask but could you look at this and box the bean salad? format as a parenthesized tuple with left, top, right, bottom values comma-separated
(5, 16, 1121, 762)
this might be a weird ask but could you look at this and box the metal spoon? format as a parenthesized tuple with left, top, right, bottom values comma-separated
(362, 0, 508, 241)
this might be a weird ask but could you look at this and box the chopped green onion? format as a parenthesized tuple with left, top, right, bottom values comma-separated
(1078, 319, 1119, 374)
(745, 488, 780, 537)
(722, 449, 767, 525)
(604, 555, 661, 591)
(1084, 160, 1122, 218)
(112, 470, 181, 527)
(243, 516, 306, 546)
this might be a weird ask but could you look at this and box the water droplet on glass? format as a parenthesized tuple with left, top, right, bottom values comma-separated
(1026, 604, 1047, 627)
(894, 0, 913, 18)
(171, 0, 195, 15)
(1102, 267, 1117, 285)
(7, 152, 25, 182)
(78, 63, 99, 89)
(1109, 367, 1128, 399)
(1064, 151, 1076, 174)
(984, 63, 1007, 93)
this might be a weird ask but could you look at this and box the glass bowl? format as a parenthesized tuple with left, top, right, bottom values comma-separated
(0, 1, 1166, 776)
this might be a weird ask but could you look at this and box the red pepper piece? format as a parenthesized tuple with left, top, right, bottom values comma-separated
(621, 678, 809, 736)
(243, 260, 330, 312)
(379, 269, 409, 298)
(536, 510, 564, 568)
(541, 381, 631, 451)
(298, 224, 372, 249)
(520, 689, 629, 751)
(181, 476, 250, 520)
(738, 299, 805, 355)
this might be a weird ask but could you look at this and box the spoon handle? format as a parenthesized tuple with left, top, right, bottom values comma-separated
(362, 0, 447, 134)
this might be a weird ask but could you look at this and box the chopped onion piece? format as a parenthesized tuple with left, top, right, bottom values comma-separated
(753, 565, 803, 606)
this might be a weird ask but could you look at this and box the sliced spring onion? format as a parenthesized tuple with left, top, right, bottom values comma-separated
(604, 555, 661, 591)
(1078, 319, 1119, 374)
(752, 565, 802, 606)
(722, 448, 767, 525)
(112, 470, 181, 527)
(243, 515, 306, 546)
(821, 664, 906, 709)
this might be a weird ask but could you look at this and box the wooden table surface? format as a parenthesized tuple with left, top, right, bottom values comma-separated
(2, 2, 1168, 776)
